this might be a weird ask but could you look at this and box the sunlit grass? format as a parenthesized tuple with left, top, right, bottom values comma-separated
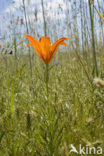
(1, 0, 104, 155)
(0, 51, 104, 156)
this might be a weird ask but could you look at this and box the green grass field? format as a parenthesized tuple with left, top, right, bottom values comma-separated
(0, 51, 104, 156)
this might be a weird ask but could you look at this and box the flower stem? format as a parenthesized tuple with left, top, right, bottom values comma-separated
(45, 64, 49, 103)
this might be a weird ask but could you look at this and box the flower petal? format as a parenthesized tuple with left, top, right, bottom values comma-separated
(24, 34, 43, 58)
(49, 37, 68, 62)
(39, 36, 51, 62)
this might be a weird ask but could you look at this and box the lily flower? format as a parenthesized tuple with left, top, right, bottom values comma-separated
(24, 35, 68, 64)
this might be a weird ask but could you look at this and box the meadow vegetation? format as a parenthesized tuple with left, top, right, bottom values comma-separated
(0, 0, 104, 155)
(0, 51, 104, 155)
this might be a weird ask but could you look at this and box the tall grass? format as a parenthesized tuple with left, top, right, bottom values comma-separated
(0, 52, 104, 155)
(0, 0, 104, 155)
(88, 0, 98, 77)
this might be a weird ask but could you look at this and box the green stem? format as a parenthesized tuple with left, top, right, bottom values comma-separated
(88, 0, 98, 76)
(22, 0, 33, 79)
(46, 64, 49, 103)
(41, 0, 47, 36)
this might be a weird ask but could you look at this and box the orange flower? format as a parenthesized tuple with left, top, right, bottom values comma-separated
(24, 35, 68, 64)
